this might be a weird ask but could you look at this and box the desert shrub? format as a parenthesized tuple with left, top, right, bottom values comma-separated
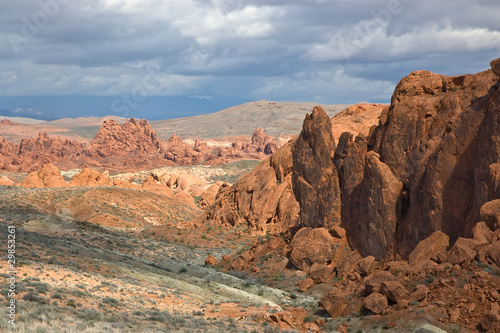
(147, 310, 174, 324)
(23, 292, 48, 304)
(66, 299, 77, 308)
(102, 296, 118, 306)
(51, 293, 62, 299)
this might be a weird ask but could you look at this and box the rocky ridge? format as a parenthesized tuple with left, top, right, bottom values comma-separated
(200, 59, 500, 331)
(0, 119, 278, 172)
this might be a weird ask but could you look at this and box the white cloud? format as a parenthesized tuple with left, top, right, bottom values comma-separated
(307, 19, 500, 62)
(172, 5, 279, 46)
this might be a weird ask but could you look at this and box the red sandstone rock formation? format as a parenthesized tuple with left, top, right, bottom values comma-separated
(87, 118, 160, 157)
(251, 128, 278, 154)
(0, 175, 14, 186)
(202, 57, 500, 267)
(18, 163, 67, 188)
(69, 167, 112, 187)
(141, 174, 174, 198)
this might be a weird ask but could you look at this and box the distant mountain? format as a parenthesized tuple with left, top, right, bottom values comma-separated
(0, 116, 47, 125)
(0, 101, 354, 142)
(151, 100, 351, 139)
(0, 107, 55, 120)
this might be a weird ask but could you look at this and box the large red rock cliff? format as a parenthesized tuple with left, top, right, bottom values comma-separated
(201, 58, 500, 263)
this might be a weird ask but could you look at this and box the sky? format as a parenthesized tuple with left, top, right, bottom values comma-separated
(0, 0, 499, 120)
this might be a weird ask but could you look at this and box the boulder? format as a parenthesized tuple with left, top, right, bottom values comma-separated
(298, 278, 314, 292)
(290, 227, 336, 271)
(356, 256, 376, 276)
(472, 222, 495, 243)
(363, 293, 388, 314)
(446, 237, 477, 265)
(319, 291, 348, 317)
(408, 231, 449, 265)
(486, 240, 500, 265)
(480, 200, 500, 231)
(379, 281, 409, 304)
(204, 255, 217, 266)
(479, 302, 500, 332)
(329, 226, 346, 239)
(307, 263, 335, 283)
(364, 271, 397, 294)
(410, 285, 430, 302)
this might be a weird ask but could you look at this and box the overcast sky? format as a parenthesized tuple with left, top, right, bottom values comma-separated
(1, 0, 499, 118)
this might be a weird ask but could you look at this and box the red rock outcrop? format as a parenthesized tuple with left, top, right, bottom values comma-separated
(198, 182, 224, 208)
(292, 106, 341, 229)
(87, 118, 160, 157)
(201, 139, 300, 235)
(251, 128, 278, 154)
(0, 175, 15, 186)
(160, 134, 205, 165)
(3, 133, 84, 172)
(69, 168, 112, 187)
(112, 178, 141, 190)
(18, 163, 67, 188)
(141, 174, 175, 198)
(366, 64, 500, 257)
(200, 104, 383, 237)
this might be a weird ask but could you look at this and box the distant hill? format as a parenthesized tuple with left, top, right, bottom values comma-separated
(151, 100, 351, 139)
(0, 107, 55, 120)
(0, 101, 352, 142)
(0, 116, 47, 125)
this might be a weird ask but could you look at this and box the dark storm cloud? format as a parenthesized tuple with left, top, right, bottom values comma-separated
(0, 0, 498, 104)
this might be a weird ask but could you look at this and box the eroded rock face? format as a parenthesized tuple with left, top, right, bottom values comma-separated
(370, 66, 500, 256)
(292, 106, 341, 229)
(203, 58, 500, 265)
(201, 140, 300, 235)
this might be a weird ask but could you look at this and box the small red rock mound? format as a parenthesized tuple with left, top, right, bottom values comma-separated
(0, 175, 14, 186)
(69, 167, 112, 187)
(112, 178, 141, 190)
(141, 174, 174, 198)
(19, 163, 67, 188)
(0, 119, 16, 125)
